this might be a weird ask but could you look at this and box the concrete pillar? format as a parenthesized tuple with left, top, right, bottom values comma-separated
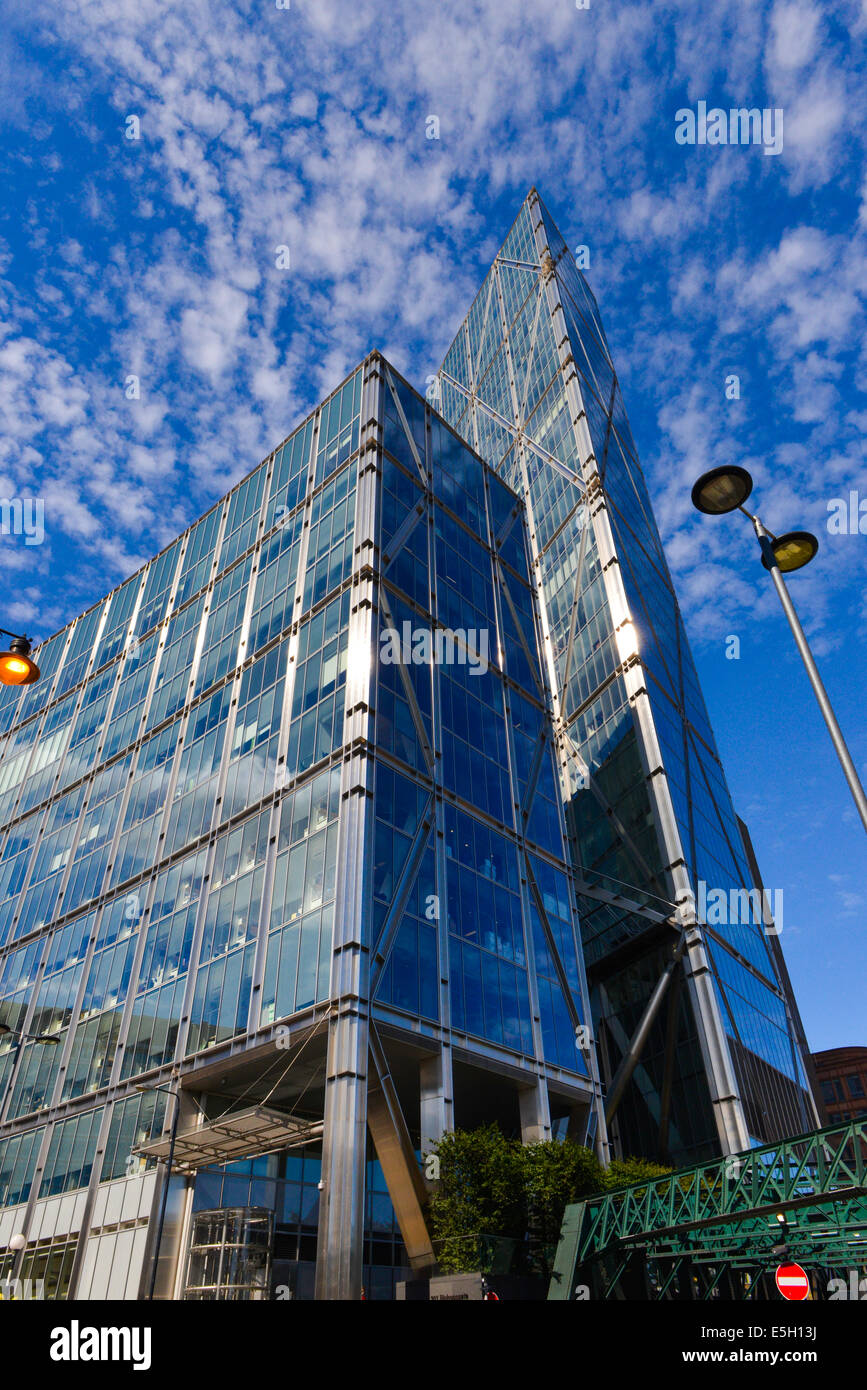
(419, 1049, 452, 1161)
(314, 357, 380, 1300)
(519, 1077, 551, 1144)
(315, 1003, 370, 1299)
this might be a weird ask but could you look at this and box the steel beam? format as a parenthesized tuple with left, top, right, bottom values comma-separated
(604, 935, 686, 1126)
(366, 1026, 435, 1274)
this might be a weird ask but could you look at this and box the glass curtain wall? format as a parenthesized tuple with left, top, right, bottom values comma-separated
(436, 192, 815, 1162)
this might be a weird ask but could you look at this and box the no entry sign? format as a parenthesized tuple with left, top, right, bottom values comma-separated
(775, 1263, 810, 1300)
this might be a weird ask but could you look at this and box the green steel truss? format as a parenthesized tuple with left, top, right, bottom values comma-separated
(549, 1120, 867, 1299)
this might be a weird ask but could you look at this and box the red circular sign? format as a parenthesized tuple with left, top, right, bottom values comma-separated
(775, 1263, 810, 1300)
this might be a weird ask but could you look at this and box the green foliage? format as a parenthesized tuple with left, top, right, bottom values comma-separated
(427, 1126, 610, 1275)
(427, 1124, 525, 1273)
(426, 1126, 675, 1274)
(603, 1156, 673, 1192)
(520, 1140, 605, 1260)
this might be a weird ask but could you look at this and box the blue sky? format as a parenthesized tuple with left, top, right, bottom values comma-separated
(0, 0, 864, 1051)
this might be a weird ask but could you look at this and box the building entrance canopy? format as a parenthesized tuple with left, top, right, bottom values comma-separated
(133, 1106, 323, 1174)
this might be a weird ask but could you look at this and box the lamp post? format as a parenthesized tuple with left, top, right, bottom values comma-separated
(691, 466, 867, 834)
(0, 631, 40, 687)
(135, 1081, 182, 1301)
(0, 1023, 60, 1110)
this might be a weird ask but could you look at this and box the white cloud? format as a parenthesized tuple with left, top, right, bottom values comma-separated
(781, 67, 850, 189)
(180, 283, 250, 380)
(769, 1, 822, 73)
(0, 0, 859, 659)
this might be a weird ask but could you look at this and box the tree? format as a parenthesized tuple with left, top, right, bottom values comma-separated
(427, 1124, 525, 1273)
(427, 1127, 609, 1275)
(426, 1126, 673, 1276)
(603, 1156, 673, 1191)
(519, 1140, 605, 1273)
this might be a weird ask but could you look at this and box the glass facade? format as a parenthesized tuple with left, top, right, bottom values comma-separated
(186, 1153, 408, 1301)
(0, 351, 600, 1299)
(436, 190, 816, 1164)
(370, 365, 593, 1078)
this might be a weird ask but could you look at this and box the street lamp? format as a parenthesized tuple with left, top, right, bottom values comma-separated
(772, 1211, 790, 1258)
(1, 1023, 60, 1114)
(0, 1024, 60, 1046)
(135, 1081, 182, 1301)
(691, 464, 754, 515)
(1, 1024, 61, 1113)
(0, 631, 40, 687)
(691, 466, 867, 833)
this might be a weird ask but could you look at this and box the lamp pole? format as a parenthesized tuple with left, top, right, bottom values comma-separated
(691, 466, 867, 835)
(750, 514, 867, 833)
(0, 1025, 60, 1114)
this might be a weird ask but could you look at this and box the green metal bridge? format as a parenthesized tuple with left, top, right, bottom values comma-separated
(548, 1120, 867, 1300)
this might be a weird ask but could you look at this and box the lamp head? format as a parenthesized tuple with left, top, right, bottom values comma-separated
(0, 636, 40, 687)
(691, 466, 754, 515)
(761, 531, 818, 573)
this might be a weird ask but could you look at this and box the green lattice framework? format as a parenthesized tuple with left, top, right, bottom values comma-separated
(549, 1120, 867, 1299)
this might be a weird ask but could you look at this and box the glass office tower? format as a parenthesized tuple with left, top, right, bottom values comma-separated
(436, 190, 817, 1165)
(0, 353, 603, 1300)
